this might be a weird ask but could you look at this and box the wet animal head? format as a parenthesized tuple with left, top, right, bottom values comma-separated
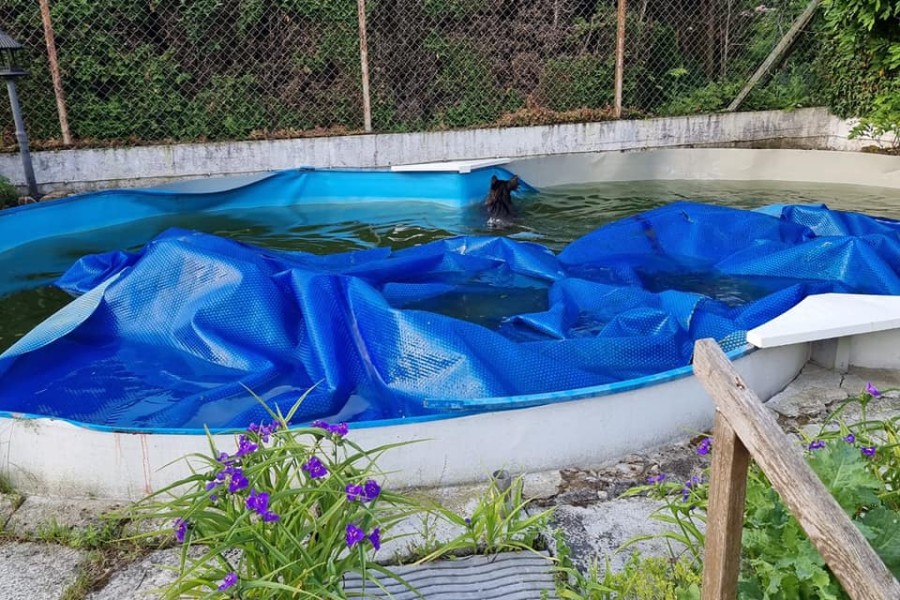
(485, 175, 520, 221)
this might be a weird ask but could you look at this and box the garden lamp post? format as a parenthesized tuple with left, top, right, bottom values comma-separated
(1, 29, 39, 199)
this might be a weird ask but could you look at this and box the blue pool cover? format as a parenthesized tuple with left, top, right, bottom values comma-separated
(2, 195, 900, 431)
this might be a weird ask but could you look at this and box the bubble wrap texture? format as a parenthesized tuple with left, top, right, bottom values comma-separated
(2, 202, 899, 430)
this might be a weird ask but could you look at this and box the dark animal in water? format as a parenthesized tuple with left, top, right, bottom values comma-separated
(485, 175, 520, 226)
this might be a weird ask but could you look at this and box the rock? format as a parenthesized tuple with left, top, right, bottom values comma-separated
(524, 470, 563, 501)
(552, 496, 698, 573)
(766, 364, 850, 418)
(5, 496, 125, 538)
(87, 547, 203, 600)
(0, 542, 86, 600)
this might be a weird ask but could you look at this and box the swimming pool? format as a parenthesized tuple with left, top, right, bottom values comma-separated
(1, 149, 899, 498)
(5, 178, 900, 353)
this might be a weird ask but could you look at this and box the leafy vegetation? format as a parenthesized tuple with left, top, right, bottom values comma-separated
(597, 384, 900, 600)
(0, 176, 17, 207)
(819, 0, 900, 148)
(2, 0, 890, 147)
(127, 392, 553, 598)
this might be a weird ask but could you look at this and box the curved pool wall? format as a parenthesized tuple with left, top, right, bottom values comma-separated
(2, 149, 900, 499)
(0, 166, 523, 255)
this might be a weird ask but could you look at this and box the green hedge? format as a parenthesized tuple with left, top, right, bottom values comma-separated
(0, 0, 895, 145)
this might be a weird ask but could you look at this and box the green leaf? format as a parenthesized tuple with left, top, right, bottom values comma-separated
(807, 443, 882, 512)
(859, 507, 900, 577)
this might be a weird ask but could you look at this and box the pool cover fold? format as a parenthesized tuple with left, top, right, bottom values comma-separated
(2, 202, 900, 430)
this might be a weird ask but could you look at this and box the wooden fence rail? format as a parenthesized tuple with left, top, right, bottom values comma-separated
(692, 338, 900, 600)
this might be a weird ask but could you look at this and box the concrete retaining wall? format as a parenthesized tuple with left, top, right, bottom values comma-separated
(0, 107, 884, 195)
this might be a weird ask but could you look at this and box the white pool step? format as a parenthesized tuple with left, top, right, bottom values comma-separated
(390, 158, 510, 173)
(746, 293, 900, 372)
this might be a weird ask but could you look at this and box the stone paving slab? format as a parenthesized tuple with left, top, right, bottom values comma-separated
(766, 363, 849, 419)
(0, 542, 86, 600)
(87, 547, 205, 600)
(551, 497, 690, 573)
(5, 496, 125, 537)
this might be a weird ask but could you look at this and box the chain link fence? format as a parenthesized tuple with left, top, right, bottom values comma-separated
(1, 0, 821, 150)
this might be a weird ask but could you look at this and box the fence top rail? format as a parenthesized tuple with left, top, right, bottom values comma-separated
(693, 338, 900, 600)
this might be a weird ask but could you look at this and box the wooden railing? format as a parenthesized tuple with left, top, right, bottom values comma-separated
(692, 338, 900, 600)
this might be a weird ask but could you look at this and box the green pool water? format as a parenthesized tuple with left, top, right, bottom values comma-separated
(2, 179, 899, 352)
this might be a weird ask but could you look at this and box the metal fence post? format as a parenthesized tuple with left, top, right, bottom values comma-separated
(5, 77, 39, 198)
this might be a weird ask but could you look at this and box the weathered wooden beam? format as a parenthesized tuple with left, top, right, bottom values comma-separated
(700, 411, 750, 600)
(39, 0, 72, 145)
(613, 0, 627, 118)
(356, 0, 373, 132)
(693, 338, 900, 600)
(727, 0, 820, 112)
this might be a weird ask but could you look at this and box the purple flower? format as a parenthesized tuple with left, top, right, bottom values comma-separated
(844, 433, 856, 444)
(346, 523, 365, 548)
(312, 420, 349, 437)
(302, 456, 328, 479)
(696, 438, 712, 456)
(234, 435, 258, 458)
(245, 489, 281, 523)
(206, 481, 219, 492)
(218, 572, 238, 592)
(647, 473, 666, 485)
(262, 510, 281, 523)
(808, 439, 826, 451)
(217, 451, 236, 467)
(363, 480, 381, 502)
(249, 421, 279, 443)
(346, 480, 382, 503)
(681, 475, 702, 501)
(865, 382, 881, 398)
(228, 469, 249, 493)
(346, 484, 363, 502)
(368, 527, 381, 551)
(246, 489, 270, 514)
(464, 517, 472, 526)
(861, 446, 877, 458)
(173, 518, 187, 543)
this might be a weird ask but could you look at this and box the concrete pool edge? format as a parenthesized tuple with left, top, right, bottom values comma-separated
(0, 343, 808, 500)
(2, 148, 899, 499)
(2, 107, 894, 195)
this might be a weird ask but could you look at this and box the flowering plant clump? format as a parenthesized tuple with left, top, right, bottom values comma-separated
(620, 383, 900, 599)
(129, 397, 421, 599)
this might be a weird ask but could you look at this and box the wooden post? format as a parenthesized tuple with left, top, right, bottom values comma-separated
(356, 0, 373, 133)
(693, 339, 900, 600)
(726, 0, 819, 111)
(39, 0, 72, 145)
(701, 412, 750, 600)
(613, 0, 626, 118)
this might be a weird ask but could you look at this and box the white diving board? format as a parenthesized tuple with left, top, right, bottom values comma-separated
(390, 158, 510, 174)
(747, 293, 900, 372)
(746, 293, 900, 348)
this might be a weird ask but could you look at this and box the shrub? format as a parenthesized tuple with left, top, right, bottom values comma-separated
(615, 383, 900, 600)
(0, 176, 18, 206)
